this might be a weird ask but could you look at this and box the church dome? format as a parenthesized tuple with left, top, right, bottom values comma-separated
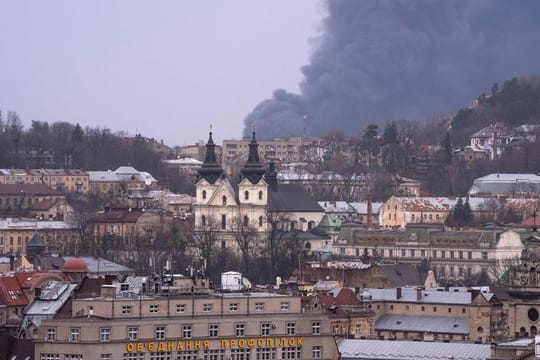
(62, 258, 88, 273)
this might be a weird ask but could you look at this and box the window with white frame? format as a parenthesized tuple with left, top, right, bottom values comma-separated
(235, 323, 245, 337)
(182, 325, 192, 339)
(69, 328, 80, 342)
(261, 322, 271, 336)
(203, 349, 224, 360)
(203, 303, 213, 312)
(149, 352, 171, 360)
(177, 351, 198, 360)
(229, 303, 239, 312)
(128, 326, 139, 340)
(286, 322, 296, 335)
(312, 322, 321, 334)
(256, 348, 275, 360)
(209, 324, 219, 337)
(176, 304, 186, 313)
(123, 354, 144, 360)
(150, 304, 160, 313)
(122, 305, 132, 314)
(155, 325, 166, 340)
(231, 349, 251, 360)
(255, 302, 264, 312)
(40, 355, 59, 360)
(281, 347, 301, 359)
(100, 355, 112, 360)
(280, 302, 290, 311)
(99, 328, 111, 342)
(64, 355, 82, 360)
(312, 346, 322, 359)
(46, 328, 56, 341)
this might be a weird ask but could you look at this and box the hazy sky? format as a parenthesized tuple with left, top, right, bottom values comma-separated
(0, 1, 320, 146)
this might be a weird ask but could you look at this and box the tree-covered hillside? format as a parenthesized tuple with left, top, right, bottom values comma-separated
(451, 76, 540, 146)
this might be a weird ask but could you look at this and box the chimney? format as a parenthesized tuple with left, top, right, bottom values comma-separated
(366, 193, 373, 228)
(417, 287, 422, 301)
(396, 287, 402, 299)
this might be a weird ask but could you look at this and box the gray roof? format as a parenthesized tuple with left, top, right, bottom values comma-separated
(379, 264, 423, 288)
(469, 173, 540, 196)
(268, 184, 323, 213)
(0, 218, 77, 230)
(375, 314, 469, 334)
(63, 256, 135, 276)
(22, 282, 77, 327)
(361, 287, 472, 305)
(339, 339, 490, 360)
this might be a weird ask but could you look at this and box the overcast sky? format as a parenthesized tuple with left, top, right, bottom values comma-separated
(0, 1, 320, 146)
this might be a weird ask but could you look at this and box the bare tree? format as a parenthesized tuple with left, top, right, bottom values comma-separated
(230, 213, 260, 275)
(266, 210, 292, 280)
(189, 216, 220, 275)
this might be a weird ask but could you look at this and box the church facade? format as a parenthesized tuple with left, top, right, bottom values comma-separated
(193, 131, 324, 251)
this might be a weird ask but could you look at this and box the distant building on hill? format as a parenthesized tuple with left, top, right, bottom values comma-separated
(468, 173, 540, 198)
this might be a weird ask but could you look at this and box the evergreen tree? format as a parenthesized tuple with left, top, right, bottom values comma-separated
(383, 121, 399, 144)
(463, 197, 473, 226)
(360, 248, 371, 264)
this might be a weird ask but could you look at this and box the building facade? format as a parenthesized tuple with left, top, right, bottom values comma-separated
(333, 224, 523, 284)
(35, 289, 339, 359)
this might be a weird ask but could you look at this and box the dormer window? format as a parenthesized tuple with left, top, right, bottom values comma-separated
(245, 191, 249, 200)
(259, 191, 263, 200)
(222, 196, 227, 206)
(202, 190, 207, 200)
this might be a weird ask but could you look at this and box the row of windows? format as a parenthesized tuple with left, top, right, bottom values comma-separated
(390, 304, 468, 314)
(123, 301, 273, 315)
(42, 348, 317, 360)
(201, 215, 265, 229)
(56, 321, 321, 342)
(348, 247, 487, 260)
(201, 191, 264, 203)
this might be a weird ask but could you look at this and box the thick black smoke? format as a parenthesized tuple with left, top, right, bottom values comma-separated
(244, 0, 540, 139)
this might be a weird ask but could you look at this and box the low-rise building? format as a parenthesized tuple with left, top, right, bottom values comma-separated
(0, 219, 79, 255)
(333, 224, 523, 284)
(88, 167, 159, 196)
(379, 196, 538, 228)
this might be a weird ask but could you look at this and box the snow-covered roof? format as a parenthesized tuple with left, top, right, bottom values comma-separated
(339, 339, 490, 359)
(469, 173, 540, 196)
(0, 218, 77, 230)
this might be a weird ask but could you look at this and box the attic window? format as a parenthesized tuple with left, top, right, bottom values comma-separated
(259, 191, 263, 200)
(222, 196, 227, 206)
(244, 191, 249, 200)
(202, 190, 207, 200)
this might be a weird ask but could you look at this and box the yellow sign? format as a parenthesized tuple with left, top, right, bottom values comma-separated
(126, 337, 303, 353)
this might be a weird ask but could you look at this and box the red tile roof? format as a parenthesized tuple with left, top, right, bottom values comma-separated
(0, 183, 60, 195)
(92, 209, 144, 223)
(0, 276, 29, 306)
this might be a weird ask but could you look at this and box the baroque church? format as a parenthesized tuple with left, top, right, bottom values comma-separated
(194, 130, 324, 249)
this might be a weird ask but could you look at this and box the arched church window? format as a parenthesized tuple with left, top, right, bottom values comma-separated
(245, 191, 249, 200)
(222, 196, 227, 206)
(202, 190, 207, 200)
(259, 191, 263, 200)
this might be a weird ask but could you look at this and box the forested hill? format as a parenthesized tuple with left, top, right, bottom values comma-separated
(450, 76, 540, 147)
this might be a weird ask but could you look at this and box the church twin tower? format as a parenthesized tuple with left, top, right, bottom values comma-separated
(194, 131, 273, 239)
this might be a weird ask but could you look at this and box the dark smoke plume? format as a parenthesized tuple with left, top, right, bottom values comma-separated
(244, 0, 540, 140)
